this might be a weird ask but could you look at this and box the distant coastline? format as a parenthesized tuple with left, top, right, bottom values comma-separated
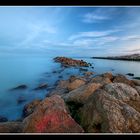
(92, 53, 140, 61)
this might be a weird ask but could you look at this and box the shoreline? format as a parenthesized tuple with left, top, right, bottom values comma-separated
(92, 57, 140, 61)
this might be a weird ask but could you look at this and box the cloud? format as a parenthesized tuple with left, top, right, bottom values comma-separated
(121, 35, 140, 41)
(18, 23, 57, 47)
(82, 8, 118, 23)
(69, 29, 120, 41)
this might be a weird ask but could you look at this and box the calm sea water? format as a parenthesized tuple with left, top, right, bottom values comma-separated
(0, 55, 140, 120)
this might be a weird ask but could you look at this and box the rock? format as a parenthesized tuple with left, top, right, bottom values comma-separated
(23, 99, 41, 118)
(34, 83, 48, 90)
(84, 71, 94, 77)
(133, 77, 140, 80)
(90, 76, 112, 85)
(47, 79, 72, 97)
(54, 57, 89, 67)
(58, 75, 63, 79)
(69, 75, 77, 82)
(134, 86, 140, 94)
(0, 122, 23, 133)
(126, 73, 134, 76)
(10, 85, 27, 91)
(0, 116, 8, 122)
(23, 95, 84, 133)
(101, 72, 113, 80)
(52, 71, 57, 73)
(132, 79, 140, 86)
(63, 83, 102, 104)
(67, 79, 86, 91)
(79, 88, 140, 133)
(79, 68, 88, 72)
(113, 74, 135, 87)
(17, 97, 26, 104)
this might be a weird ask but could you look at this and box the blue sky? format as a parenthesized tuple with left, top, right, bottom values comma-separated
(0, 6, 140, 57)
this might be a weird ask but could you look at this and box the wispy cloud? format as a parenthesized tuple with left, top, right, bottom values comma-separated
(121, 35, 140, 41)
(82, 8, 118, 23)
(69, 29, 120, 41)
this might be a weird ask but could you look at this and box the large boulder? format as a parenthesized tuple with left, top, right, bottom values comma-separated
(63, 83, 102, 104)
(67, 79, 86, 91)
(79, 88, 140, 133)
(135, 86, 140, 93)
(113, 74, 135, 87)
(0, 122, 23, 133)
(132, 79, 140, 86)
(90, 76, 112, 85)
(101, 72, 113, 80)
(47, 80, 70, 97)
(104, 83, 140, 113)
(23, 95, 84, 133)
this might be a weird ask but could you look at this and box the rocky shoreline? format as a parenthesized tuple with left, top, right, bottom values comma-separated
(92, 53, 140, 61)
(0, 57, 140, 133)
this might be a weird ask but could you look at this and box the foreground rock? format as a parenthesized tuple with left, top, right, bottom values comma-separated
(47, 76, 87, 97)
(78, 83, 140, 133)
(23, 95, 84, 133)
(54, 57, 90, 67)
(113, 74, 135, 87)
(0, 122, 23, 133)
(63, 83, 102, 104)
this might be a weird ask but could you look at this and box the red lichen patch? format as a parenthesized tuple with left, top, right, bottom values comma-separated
(35, 110, 83, 133)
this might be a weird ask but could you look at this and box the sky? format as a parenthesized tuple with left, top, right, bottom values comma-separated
(0, 6, 140, 57)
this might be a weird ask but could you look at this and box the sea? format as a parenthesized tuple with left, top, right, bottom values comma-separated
(0, 55, 140, 120)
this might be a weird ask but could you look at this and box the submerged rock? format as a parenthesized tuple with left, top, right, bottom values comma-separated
(133, 77, 140, 80)
(0, 116, 8, 122)
(126, 73, 134, 76)
(23, 95, 84, 133)
(34, 83, 48, 90)
(10, 85, 27, 91)
(17, 97, 26, 104)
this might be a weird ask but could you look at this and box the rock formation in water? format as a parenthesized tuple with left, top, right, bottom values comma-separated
(54, 56, 91, 67)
